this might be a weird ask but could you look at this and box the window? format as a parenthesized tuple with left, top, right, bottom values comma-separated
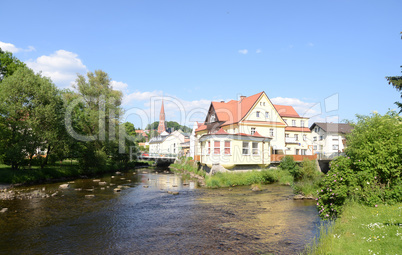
(242, 141, 249, 155)
(313, 145, 317, 150)
(256, 111, 260, 117)
(296, 149, 300, 155)
(210, 115, 216, 122)
(319, 135, 323, 141)
(303, 134, 307, 141)
(313, 136, 317, 141)
(224, 141, 231, 155)
(319, 145, 323, 150)
(294, 134, 299, 141)
(207, 141, 211, 154)
(333, 137, 339, 141)
(301, 149, 307, 155)
(265, 112, 269, 118)
(314, 127, 318, 132)
(285, 133, 289, 138)
(269, 128, 274, 137)
(292, 120, 296, 126)
(301, 120, 305, 127)
(251, 127, 256, 135)
(332, 144, 339, 150)
(173, 143, 176, 154)
(252, 142, 259, 155)
(214, 141, 220, 155)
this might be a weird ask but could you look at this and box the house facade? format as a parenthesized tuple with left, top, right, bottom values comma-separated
(310, 122, 353, 159)
(194, 91, 315, 170)
(149, 130, 189, 156)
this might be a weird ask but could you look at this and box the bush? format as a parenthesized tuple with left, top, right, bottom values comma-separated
(317, 156, 355, 219)
(279, 155, 299, 175)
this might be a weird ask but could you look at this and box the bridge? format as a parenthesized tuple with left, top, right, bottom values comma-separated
(138, 153, 178, 166)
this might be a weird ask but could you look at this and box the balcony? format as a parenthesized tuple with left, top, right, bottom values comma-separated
(285, 137, 299, 144)
(271, 154, 317, 162)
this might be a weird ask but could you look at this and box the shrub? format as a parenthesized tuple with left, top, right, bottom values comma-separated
(279, 155, 299, 175)
(316, 156, 355, 219)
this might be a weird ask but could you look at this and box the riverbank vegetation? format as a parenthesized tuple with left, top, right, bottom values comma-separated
(317, 111, 402, 219)
(0, 49, 141, 184)
(306, 201, 402, 255)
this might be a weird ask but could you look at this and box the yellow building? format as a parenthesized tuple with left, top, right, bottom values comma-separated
(194, 91, 316, 170)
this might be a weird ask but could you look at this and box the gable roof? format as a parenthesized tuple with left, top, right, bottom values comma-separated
(274, 105, 301, 118)
(310, 122, 353, 134)
(196, 92, 264, 132)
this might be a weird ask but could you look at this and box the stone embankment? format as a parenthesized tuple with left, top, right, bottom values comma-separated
(169, 167, 206, 187)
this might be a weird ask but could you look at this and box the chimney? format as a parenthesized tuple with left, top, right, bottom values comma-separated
(240, 96, 246, 101)
(220, 100, 225, 103)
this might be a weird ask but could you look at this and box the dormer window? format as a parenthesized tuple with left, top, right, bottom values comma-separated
(210, 114, 216, 123)
(256, 111, 260, 117)
(265, 112, 269, 118)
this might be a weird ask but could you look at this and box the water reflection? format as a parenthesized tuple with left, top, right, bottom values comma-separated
(0, 168, 320, 254)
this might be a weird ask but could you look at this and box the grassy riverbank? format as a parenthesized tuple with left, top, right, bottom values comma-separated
(306, 201, 402, 254)
(0, 160, 151, 185)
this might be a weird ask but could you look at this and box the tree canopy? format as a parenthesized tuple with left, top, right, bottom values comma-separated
(0, 67, 63, 169)
(0, 48, 26, 82)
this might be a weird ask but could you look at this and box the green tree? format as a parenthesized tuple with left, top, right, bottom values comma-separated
(64, 70, 128, 173)
(317, 111, 402, 219)
(0, 67, 64, 169)
(124, 122, 136, 137)
(385, 33, 402, 112)
(0, 48, 26, 82)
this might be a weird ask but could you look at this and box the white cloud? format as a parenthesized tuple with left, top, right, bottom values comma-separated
(123, 90, 164, 105)
(26, 50, 87, 88)
(238, 49, 248, 54)
(271, 97, 320, 118)
(0, 41, 35, 53)
(256, 49, 262, 53)
(110, 80, 128, 92)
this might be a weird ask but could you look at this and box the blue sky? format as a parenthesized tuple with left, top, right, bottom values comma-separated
(1, 0, 401, 128)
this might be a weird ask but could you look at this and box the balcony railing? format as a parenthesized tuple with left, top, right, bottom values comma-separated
(271, 154, 317, 162)
(285, 137, 299, 144)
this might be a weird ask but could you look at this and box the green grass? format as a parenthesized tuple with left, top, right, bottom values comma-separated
(306, 201, 402, 255)
(293, 176, 322, 197)
(0, 162, 81, 184)
(170, 161, 206, 178)
(204, 169, 293, 188)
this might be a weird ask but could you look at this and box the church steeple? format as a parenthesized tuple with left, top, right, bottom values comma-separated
(157, 100, 166, 133)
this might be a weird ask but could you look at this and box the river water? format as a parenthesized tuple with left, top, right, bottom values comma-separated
(0, 168, 321, 254)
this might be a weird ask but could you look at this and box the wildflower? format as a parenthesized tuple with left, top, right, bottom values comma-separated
(317, 203, 319, 205)
(334, 180, 337, 182)
(367, 182, 370, 185)
(375, 205, 378, 207)
(340, 178, 343, 180)
(326, 214, 329, 217)
(321, 189, 323, 192)
(374, 176, 377, 179)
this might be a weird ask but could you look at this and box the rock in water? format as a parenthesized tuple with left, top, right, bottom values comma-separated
(59, 184, 69, 189)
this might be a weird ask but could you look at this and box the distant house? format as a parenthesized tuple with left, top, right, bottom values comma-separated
(309, 122, 353, 159)
(149, 130, 190, 156)
(194, 91, 316, 170)
(135, 130, 149, 142)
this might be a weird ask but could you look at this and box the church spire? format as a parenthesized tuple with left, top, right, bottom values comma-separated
(157, 100, 166, 133)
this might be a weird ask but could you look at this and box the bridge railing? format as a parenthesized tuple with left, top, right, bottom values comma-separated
(146, 153, 178, 158)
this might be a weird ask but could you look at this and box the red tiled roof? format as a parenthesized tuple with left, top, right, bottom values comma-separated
(252, 131, 264, 138)
(285, 127, 311, 132)
(273, 105, 300, 118)
(195, 124, 208, 132)
(214, 128, 229, 135)
(212, 92, 263, 126)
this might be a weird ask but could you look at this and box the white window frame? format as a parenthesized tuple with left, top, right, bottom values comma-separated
(242, 141, 249, 155)
(251, 127, 256, 135)
(269, 128, 274, 137)
(292, 120, 296, 126)
(252, 142, 259, 155)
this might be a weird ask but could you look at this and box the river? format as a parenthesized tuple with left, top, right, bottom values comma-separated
(0, 168, 321, 254)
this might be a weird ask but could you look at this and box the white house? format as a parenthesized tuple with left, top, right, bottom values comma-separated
(149, 130, 189, 156)
(194, 91, 316, 170)
(310, 122, 353, 159)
